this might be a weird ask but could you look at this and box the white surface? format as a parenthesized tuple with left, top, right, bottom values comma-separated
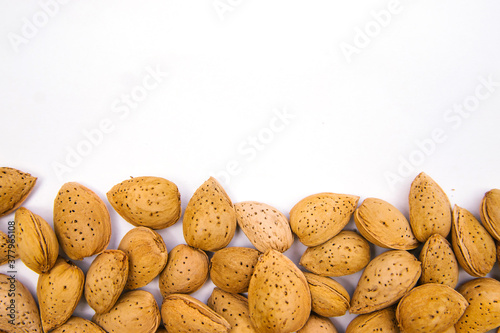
(1, 1, 500, 332)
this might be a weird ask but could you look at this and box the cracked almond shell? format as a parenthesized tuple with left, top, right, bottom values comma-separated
(419, 233, 459, 288)
(304, 272, 350, 317)
(0, 167, 36, 217)
(207, 287, 257, 333)
(480, 188, 500, 241)
(346, 307, 399, 333)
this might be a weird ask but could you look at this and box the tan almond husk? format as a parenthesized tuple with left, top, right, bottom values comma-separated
(304, 272, 350, 317)
(346, 307, 399, 333)
(419, 233, 459, 288)
(354, 197, 419, 250)
(162, 293, 231, 333)
(107, 176, 181, 229)
(15, 207, 59, 274)
(235, 201, 293, 253)
(183, 177, 236, 252)
(0, 167, 37, 217)
(290, 192, 359, 247)
(480, 188, 500, 241)
(51, 316, 107, 333)
(297, 313, 338, 333)
(0, 230, 17, 266)
(207, 287, 257, 333)
(300, 230, 370, 277)
(451, 204, 496, 277)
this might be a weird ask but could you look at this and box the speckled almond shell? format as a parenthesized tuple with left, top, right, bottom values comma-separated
(0, 231, 17, 266)
(297, 313, 338, 333)
(51, 316, 107, 333)
(304, 272, 349, 317)
(409, 172, 452, 242)
(451, 205, 496, 277)
(345, 307, 399, 333)
(209, 246, 260, 294)
(299, 230, 370, 277)
(0, 167, 37, 217)
(53, 182, 111, 260)
(107, 176, 181, 229)
(289, 192, 359, 247)
(480, 188, 500, 241)
(93, 290, 161, 333)
(183, 177, 236, 252)
(118, 227, 168, 290)
(350, 250, 421, 315)
(37, 257, 84, 332)
(235, 201, 293, 253)
(15, 207, 59, 274)
(419, 233, 459, 288)
(396, 283, 468, 333)
(248, 249, 311, 333)
(85, 250, 129, 314)
(354, 197, 419, 250)
(159, 244, 209, 298)
(455, 278, 500, 332)
(0, 273, 42, 332)
(207, 287, 257, 333)
(162, 293, 231, 333)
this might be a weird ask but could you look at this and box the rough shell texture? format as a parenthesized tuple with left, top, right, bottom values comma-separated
(345, 307, 399, 333)
(0, 230, 17, 266)
(354, 197, 419, 250)
(210, 247, 260, 294)
(480, 188, 500, 241)
(350, 250, 421, 314)
(0, 167, 37, 217)
(409, 172, 452, 242)
(37, 257, 85, 332)
(15, 207, 59, 274)
(159, 244, 209, 298)
(235, 201, 293, 253)
(93, 290, 161, 333)
(304, 272, 350, 317)
(395, 283, 468, 333)
(85, 249, 129, 314)
(107, 176, 181, 229)
(451, 205, 496, 277)
(53, 182, 111, 260)
(290, 192, 359, 247)
(248, 249, 311, 333)
(0, 273, 42, 332)
(51, 316, 107, 333)
(162, 293, 230, 333)
(419, 233, 459, 288)
(118, 227, 168, 290)
(300, 230, 370, 277)
(207, 287, 257, 333)
(455, 277, 500, 332)
(183, 177, 236, 252)
(297, 313, 338, 333)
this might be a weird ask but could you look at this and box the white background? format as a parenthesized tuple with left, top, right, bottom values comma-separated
(1, 1, 500, 332)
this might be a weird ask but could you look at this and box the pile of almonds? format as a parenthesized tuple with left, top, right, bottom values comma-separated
(0, 167, 500, 332)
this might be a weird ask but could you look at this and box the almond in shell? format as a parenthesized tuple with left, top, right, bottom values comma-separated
(235, 201, 293, 253)
(0, 167, 36, 217)
(0, 230, 17, 266)
(480, 188, 500, 241)
(304, 272, 350, 317)
(107, 176, 181, 229)
(51, 316, 106, 333)
(297, 313, 338, 333)
(419, 233, 459, 288)
(207, 287, 257, 333)
(290, 192, 359, 247)
(346, 307, 399, 333)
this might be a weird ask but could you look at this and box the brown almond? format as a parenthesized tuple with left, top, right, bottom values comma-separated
(0, 230, 17, 266)
(354, 197, 419, 250)
(53, 182, 111, 260)
(162, 294, 230, 333)
(297, 313, 338, 333)
(159, 244, 209, 298)
(304, 272, 350, 317)
(118, 227, 168, 289)
(209, 246, 260, 294)
(207, 287, 257, 333)
(300, 230, 370, 277)
(0, 167, 36, 217)
(107, 176, 181, 229)
(290, 192, 359, 247)
(480, 188, 500, 241)
(235, 201, 293, 253)
(93, 290, 161, 333)
(419, 233, 459, 288)
(51, 316, 107, 333)
(409, 172, 452, 242)
(346, 307, 399, 333)
(37, 257, 85, 332)
(85, 249, 129, 314)
(350, 250, 421, 314)
(451, 204, 496, 277)
(183, 177, 236, 252)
